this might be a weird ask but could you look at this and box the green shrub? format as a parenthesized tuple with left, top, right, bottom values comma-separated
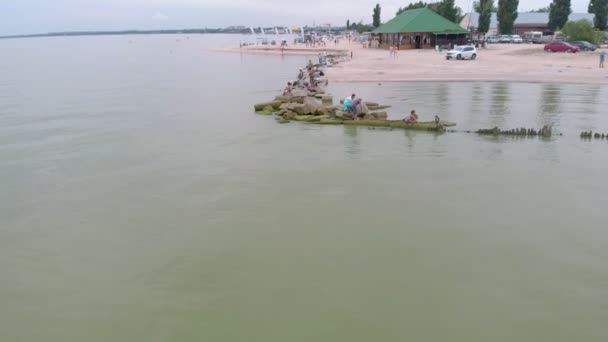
(560, 19, 600, 44)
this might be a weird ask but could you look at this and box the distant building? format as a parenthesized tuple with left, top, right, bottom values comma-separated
(460, 12, 595, 35)
(374, 8, 468, 49)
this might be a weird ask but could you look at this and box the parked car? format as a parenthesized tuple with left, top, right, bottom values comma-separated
(510, 35, 523, 43)
(486, 35, 499, 44)
(446, 46, 478, 60)
(499, 35, 512, 43)
(567, 41, 597, 51)
(544, 41, 580, 53)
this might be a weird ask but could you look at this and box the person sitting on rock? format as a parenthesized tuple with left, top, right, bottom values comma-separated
(283, 82, 293, 96)
(405, 110, 418, 123)
(343, 94, 355, 112)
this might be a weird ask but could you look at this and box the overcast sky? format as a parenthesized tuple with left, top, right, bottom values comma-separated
(0, 0, 593, 36)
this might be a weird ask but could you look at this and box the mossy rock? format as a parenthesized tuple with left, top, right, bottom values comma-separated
(274, 96, 291, 103)
(318, 118, 344, 125)
(283, 111, 297, 120)
(293, 115, 320, 122)
(370, 111, 388, 119)
(255, 110, 273, 115)
(277, 117, 290, 124)
(343, 120, 391, 127)
(254, 101, 282, 111)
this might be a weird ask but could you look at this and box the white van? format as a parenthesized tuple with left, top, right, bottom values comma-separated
(523, 31, 543, 43)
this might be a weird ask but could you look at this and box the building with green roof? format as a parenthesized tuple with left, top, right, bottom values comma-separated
(373, 8, 468, 49)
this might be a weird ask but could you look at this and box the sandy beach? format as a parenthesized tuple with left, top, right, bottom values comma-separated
(214, 41, 608, 84)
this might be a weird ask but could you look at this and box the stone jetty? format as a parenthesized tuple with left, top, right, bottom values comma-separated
(254, 90, 456, 132)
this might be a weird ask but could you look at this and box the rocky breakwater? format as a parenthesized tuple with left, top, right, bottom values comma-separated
(254, 92, 455, 132)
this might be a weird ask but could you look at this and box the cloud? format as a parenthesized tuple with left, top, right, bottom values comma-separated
(152, 11, 169, 20)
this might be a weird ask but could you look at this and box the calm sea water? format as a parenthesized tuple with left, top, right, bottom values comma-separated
(1, 34, 607, 341)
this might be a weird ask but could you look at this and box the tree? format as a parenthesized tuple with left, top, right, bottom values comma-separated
(548, 0, 572, 30)
(497, 0, 519, 34)
(529, 6, 550, 12)
(561, 19, 598, 43)
(474, 0, 495, 33)
(396, 1, 429, 15)
(373, 4, 382, 28)
(347, 19, 350, 30)
(589, 0, 608, 30)
(436, 0, 463, 22)
(350, 21, 374, 33)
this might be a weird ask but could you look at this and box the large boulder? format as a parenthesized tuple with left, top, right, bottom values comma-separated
(335, 110, 354, 120)
(316, 107, 330, 116)
(302, 97, 322, 115)
(358, 102, 369, 115)
(291, 104, 306, 115)
(370, 111, 388, 120)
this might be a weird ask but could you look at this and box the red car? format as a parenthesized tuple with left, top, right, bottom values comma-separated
(544, 41, 579, 53)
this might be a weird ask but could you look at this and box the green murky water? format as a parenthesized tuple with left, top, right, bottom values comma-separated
(1, 35, 607, 341)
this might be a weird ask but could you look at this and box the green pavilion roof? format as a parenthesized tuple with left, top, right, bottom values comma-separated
(374, 8, 467, 34)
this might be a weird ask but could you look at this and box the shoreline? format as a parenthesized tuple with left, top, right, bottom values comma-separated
(212, 42, 608, 85)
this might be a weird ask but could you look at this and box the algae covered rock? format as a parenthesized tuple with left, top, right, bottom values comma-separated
(370, 111, 388, 120)
(318, 118, 344, 125)
(255, 109, 273, 115)
(344, 120, 391, 127)
(254, 101, 282, 111)
(283, 111, 297, 120)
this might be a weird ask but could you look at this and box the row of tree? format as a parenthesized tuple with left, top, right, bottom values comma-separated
(474, 0, 607, 34)
(395, 0, 463, 22)
(350, 0, 607, 35)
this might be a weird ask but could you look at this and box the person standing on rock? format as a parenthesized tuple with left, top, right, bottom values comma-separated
(350, 98, 362, 118)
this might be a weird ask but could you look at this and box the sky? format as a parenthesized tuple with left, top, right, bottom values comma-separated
(0, 0, 593, 36)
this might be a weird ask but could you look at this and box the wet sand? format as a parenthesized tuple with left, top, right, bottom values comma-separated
(214, 41, 608, 84)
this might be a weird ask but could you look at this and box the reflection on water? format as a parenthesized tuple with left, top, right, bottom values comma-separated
(343, 125, 360, 157)
(431, 83, 449, 117)
(538, 83, 561, 127)
(489, 82, 510, 127)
